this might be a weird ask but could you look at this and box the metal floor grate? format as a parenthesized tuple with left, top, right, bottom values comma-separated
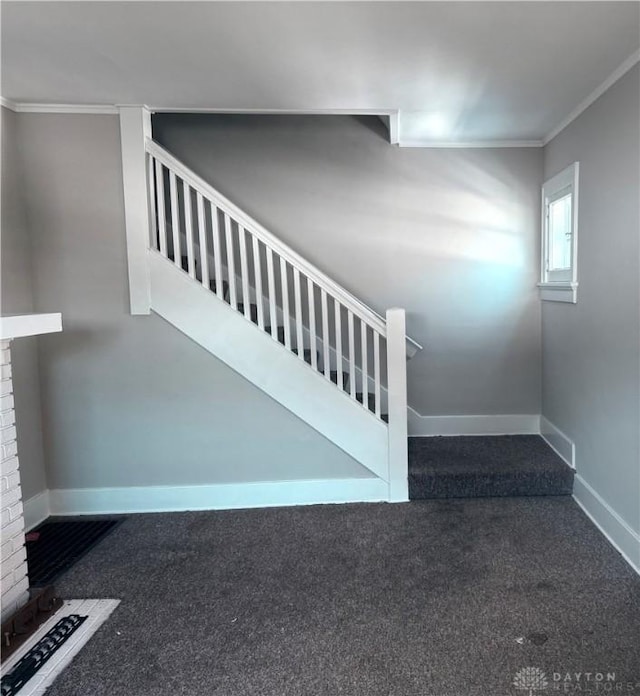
(0, 615, 87, 696)
(0, 600, 120, 696)
(26, 520, 121, 586)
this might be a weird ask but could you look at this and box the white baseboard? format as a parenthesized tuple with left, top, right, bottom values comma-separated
(48, 477, 390, 516)
(573, 474, 640, 576)
(23, 490, 50, 531)
(407, 411, 540, 436)
(540, 416, 575, 468)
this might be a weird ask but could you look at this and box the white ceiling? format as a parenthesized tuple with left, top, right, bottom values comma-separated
(2, 1, 639, 143)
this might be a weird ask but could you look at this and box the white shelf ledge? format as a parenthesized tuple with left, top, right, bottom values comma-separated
(537, 282, 578, 304)
(0, 313, 63, 340)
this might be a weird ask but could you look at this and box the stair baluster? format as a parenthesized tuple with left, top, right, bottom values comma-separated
(168, 170, 181, 266)
(183, 181, 196, 280)
(238, 226, 251, 313)
(266, 247, 278, 341)
(321, 289, 330, 380)
(280, 257, 292, 350)
(155, 161, 168, 258)
(195, 192, 209, 291)
(145, 139, 421, 431)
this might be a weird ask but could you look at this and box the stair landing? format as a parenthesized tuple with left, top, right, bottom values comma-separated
(409, 435, 574, 499)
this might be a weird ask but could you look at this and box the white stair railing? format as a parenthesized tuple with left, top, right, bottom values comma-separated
(146, 139, 420, 420)
(146, 139, 421, 427)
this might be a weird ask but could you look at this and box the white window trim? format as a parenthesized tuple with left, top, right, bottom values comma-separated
(538, 162, 579, 304)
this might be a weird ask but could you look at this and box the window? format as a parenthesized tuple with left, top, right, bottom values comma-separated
(539, 162, 579, 303)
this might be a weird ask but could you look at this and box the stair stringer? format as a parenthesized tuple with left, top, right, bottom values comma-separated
(149, 251, 389, 480)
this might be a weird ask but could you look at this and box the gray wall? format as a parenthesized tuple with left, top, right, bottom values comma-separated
(0, 106, 48, 500)
(153, 115, 543, 416)
(15, 113, 369, 490)
(542, 65, 640, 535)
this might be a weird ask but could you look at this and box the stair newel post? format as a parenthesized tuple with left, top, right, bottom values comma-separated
(119, 106, 152, 315)
(386, 308, 409, 502)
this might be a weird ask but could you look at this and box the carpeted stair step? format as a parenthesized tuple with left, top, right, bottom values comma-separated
(330, 371, 350, 392)
(265, 325, 286, 344)
(356, 392, 376, 411)
(237, 303, 259, 323)
(292, 347, 321, 365)
(178, 256, 230, 299)
(210, 279, 230, 300)
(356, 392, 389, 422)
(408, 435, 574, 500)
(330, 381, 388, 421)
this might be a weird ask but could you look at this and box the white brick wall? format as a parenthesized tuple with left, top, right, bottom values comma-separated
(0, 339, 30, 623)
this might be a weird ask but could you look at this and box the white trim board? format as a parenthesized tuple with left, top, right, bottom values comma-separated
(23, 490, 51, 531)
(573, 475, 640, 577)
(408, 411, 540, 436)
(388, 111, 399, 145)
(398, 139, 543, 148)
(537, 282, 578, 304)
(48, 477, 390, 516)
(540, 416, 575, 468)
(0, 313, 62, 340)
(120, 107, 152, 315)
(148, 107, 398, 116)
(2, 102, 119, 115)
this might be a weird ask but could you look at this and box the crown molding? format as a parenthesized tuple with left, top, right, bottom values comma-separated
(544, 48, 640, 146)
(12, 103, 119, 114)
(1, 99, 118, 114)
(146, 107, 397, 115)
(398, 139, 543, 149)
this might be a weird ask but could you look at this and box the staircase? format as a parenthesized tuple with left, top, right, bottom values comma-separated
(118, 109, 573, 508)
(118, 115, 423, 504)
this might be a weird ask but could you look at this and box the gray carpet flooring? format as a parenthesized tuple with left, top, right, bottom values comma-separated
(409, 436, 575, 498)
(46, 498, 639, 696)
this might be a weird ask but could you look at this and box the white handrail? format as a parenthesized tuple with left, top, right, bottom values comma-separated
(146, 138, 423, 353)
(135, 123, 417, 484)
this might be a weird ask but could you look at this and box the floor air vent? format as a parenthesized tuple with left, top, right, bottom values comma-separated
(0, 615, 87, 696)
(26, 520, 121, 586)
(0, 600, 120, 696)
